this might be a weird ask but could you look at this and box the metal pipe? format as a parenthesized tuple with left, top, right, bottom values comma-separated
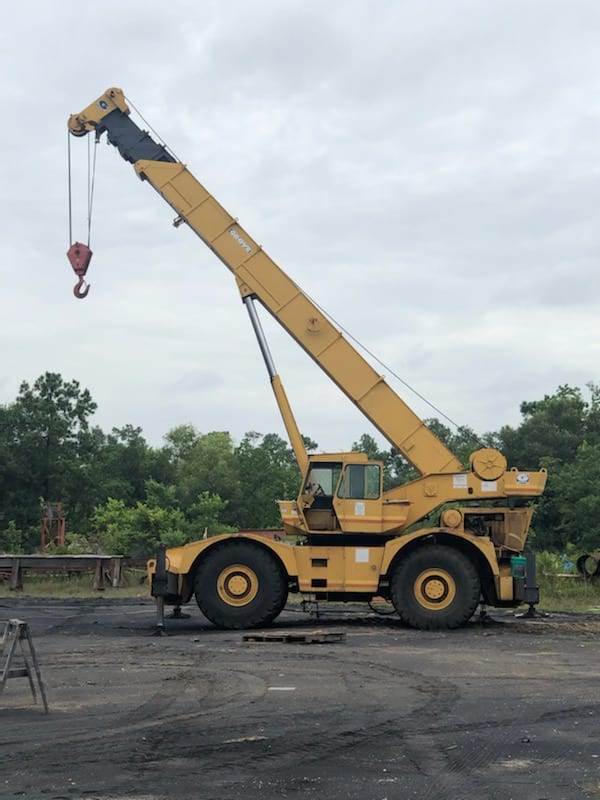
(243, 296, 277, 378)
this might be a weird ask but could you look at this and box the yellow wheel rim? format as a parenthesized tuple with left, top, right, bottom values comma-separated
(414, 568, 456, 611)
(217, 564, 259, 607)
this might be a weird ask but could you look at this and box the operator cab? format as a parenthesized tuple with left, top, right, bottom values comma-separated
(299, 455, 384, 534)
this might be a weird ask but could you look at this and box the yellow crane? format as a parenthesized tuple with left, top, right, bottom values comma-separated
(67, 88, 547, 630)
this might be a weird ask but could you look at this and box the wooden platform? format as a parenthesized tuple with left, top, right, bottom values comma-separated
(0, 555, 124, 591)
(242, 630, 346, 644)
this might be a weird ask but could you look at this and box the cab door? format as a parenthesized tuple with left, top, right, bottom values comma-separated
(333, 463, 384, 534)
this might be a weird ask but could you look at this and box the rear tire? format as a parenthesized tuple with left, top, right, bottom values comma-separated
(194, 541, 288, 629)
(391, 545, 480, 630)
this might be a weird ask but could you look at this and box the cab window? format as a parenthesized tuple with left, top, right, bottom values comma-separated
(303, 463, 342, 496)
(338, 464, 381, 499)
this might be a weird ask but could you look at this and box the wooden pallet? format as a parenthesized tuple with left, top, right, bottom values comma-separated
(243, 630, 345, 644)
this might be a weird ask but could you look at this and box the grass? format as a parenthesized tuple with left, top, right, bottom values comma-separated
(0, 570, 148, 599)
(2, 568, 600, 614)
(537, 573, 600, 614)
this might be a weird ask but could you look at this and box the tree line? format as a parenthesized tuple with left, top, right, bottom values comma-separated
(1, 372, 598, 556)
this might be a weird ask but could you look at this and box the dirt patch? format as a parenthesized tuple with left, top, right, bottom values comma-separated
(0, 598, 598, 799)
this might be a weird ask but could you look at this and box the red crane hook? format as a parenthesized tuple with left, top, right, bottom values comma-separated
(73, 275, 90, 299)
(67, 242, 92, 300)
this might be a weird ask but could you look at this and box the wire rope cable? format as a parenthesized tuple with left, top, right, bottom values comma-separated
(125, 94, 182, 163)
(67, 130, 73, 246)
(87, 134, 98, 247)
(112, 95, 482, 444)
(301, 287, 484, 444)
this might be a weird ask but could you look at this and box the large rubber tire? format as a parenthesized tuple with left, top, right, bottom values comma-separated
(391, 545, 480, 630)
(194, 541, 288, 630)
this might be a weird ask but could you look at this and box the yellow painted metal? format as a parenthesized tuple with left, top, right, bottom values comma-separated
(470, 448, 508, 481)
(381, 528, 500, 577)
(216, 564, 259, 607)
(270, 374, 307, 475)
(161, 533, 300, 580)
(158, 532, 497, 600)
(292, 545, 383, 593)
(149, 525, 511, 605)
(68, 87, 129, 136)
(294, 546, 345, 592)
(150, 535, 385, 596)
(277, 500, 304, 537)
(129, 156, 462, 477)
(333, 494, 386, 534)
(496, 562, 516, 601)
(72, 89, 549, 615)
(440, 508, 463, 528)
(412, 568, 456, 611)
(278, 458, 546, 539)
(383, 467, 547, 534)
(125, 155, 547, 531)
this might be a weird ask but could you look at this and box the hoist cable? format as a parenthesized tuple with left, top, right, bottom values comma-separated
(126, 92, 481, 445)
(87, 134, 98, 247)
(67, 128, 98, 248)
(67, 130, 73, 246)
(302, 288, 484, 445)
(125, 94, 181, 163)
(70, 93, 481, 445)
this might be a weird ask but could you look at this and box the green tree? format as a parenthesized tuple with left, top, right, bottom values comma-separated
(163, 426, 240, 512)
(233, 432, 300, 528)
(499, 385, 587, 469)
(86, 426, 174, 510)
(424, 419, 485, 467)
(0, 521, 24, 554)
(350, 433, 412, 490)
(0, 404, 17, 533)
(351, 421, 484, 491)
(162, 423, 201, 463)
(188, 490, 236, 537)
(496, 385, 600, 551)
(556, 442, 600, 551)
(1, 373, 98, 545)
(92, 492, 187, 557)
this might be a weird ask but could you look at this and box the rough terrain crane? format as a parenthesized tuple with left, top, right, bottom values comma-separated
(67, 88, 547, 630)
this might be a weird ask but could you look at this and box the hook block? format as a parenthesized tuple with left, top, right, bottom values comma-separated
(67, 242, 93, 277)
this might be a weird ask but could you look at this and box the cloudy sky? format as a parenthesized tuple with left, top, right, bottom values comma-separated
(2, 0, 599, 454)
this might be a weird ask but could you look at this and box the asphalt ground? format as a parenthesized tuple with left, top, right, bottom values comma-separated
(0, 597, 598, 800)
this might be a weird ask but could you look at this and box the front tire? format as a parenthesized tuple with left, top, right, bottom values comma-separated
(194, 541, 288, 629)
(391, 545, 480, 630)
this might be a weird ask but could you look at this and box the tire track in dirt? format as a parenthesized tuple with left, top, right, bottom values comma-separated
(2, 601, 599, 799)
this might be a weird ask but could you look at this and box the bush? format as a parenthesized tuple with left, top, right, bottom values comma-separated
(0, 521, 24, 554)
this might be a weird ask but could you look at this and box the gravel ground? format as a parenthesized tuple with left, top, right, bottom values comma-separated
(0, 597, 598, 800)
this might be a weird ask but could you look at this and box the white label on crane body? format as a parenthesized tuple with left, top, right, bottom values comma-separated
(355, 501, 366, 516)
(355, 548, 369, 563)
(229, 228, 253, 253)
(481, 481, 497, 492)
(453, 475, 468, 489)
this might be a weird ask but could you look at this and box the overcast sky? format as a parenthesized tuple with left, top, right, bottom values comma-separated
(2, 0, 599, 455)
